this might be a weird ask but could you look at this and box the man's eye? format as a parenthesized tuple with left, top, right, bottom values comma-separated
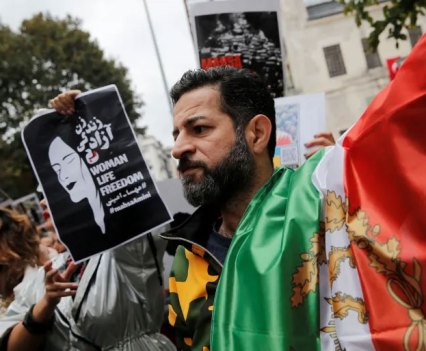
(193, 126, 207, 134)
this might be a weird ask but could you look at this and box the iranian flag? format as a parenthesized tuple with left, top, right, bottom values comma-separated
(211, 34, 426, 350)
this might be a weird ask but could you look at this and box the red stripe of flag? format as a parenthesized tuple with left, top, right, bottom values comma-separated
(343, 35, 426, 350)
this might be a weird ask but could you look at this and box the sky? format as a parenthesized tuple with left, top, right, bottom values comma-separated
(0, 0, 198, 148)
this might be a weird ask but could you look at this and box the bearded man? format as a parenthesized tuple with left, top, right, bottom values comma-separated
(161, 66, 324, 351)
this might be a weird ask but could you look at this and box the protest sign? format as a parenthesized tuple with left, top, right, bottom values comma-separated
(22, 85, 172, 262)
(274, 93, 326, 168)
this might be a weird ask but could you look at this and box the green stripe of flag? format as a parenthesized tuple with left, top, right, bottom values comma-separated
(211, 150, 324, 351)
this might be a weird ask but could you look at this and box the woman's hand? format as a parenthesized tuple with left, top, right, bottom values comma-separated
(304, 131, 336, 159)
(7, 261, 79, 350)
(49, 90, 81, 115)
(33, 260, 79, 323)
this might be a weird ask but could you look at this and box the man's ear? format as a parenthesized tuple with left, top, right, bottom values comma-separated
(245, 114, 272, 155)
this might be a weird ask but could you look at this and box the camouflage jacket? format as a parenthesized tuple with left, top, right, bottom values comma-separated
(161, 205, 223, 351)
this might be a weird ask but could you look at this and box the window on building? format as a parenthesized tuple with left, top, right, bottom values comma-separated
(323, 44, 346, 77)
(408, 26, 423, 47)
(362, 38, 382, 69)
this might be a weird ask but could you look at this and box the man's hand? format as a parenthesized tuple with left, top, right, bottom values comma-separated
(304, 132, 335, 159)
(49, 90, 81, 115)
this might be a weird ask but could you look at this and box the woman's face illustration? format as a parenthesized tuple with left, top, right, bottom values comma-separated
(48, 137, 91, 203)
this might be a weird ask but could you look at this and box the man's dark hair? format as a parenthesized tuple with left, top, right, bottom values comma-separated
(170, 66, 276, 161)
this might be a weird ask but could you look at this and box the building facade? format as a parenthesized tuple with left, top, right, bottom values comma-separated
(280, 0, 425, 135)
(137, 134, 177, 182)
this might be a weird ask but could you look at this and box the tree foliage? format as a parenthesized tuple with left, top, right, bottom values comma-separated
(338, 0, 426, 50)
(0, 13, 143, 198)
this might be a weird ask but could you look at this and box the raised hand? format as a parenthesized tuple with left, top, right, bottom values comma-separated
(31, 260, 79, 324)
(304, 131, 336, 159)
(49, 90, 81, 115)
(7, 261, 80, 349)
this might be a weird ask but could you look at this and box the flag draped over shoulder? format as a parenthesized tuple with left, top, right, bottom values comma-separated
(211, 151, 325, 351)
(211, 34, 426, 351)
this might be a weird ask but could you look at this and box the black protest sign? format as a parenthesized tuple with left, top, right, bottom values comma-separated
(22, 85, 172, 262)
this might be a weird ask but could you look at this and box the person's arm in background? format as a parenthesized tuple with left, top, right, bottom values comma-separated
(304, 131, 336, 159)
(5, 262, 78, 351)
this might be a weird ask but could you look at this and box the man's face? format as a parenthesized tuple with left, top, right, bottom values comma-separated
(172, 86, 255, 206)
(48, 137, 88, 203)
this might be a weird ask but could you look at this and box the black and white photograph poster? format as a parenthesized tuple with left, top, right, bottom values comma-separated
(22, 85, 172, 262)
(186, 0, 285, 98)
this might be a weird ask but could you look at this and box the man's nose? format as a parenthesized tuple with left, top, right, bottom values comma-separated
(172, 134, 195, 160)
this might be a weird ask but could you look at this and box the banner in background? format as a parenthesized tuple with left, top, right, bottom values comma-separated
(22, 85, 172, 262)
(274, 93, 326, 168)
(186, 0, 285, 98)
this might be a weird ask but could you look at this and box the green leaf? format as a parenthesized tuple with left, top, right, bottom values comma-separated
(340, 0, 425, 50)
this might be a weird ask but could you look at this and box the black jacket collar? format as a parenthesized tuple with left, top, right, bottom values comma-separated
(161, 204, 223, 270)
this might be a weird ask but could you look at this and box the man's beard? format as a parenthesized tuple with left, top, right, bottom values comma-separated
(178, 131, 255, 207)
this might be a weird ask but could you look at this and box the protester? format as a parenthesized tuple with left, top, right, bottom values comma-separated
(162, 35, 426, 351)
(0, 208, 50, 318)
(1, 202, 175, 351)
(157, 66, 333, 350)
(0, 95, 176, 351)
